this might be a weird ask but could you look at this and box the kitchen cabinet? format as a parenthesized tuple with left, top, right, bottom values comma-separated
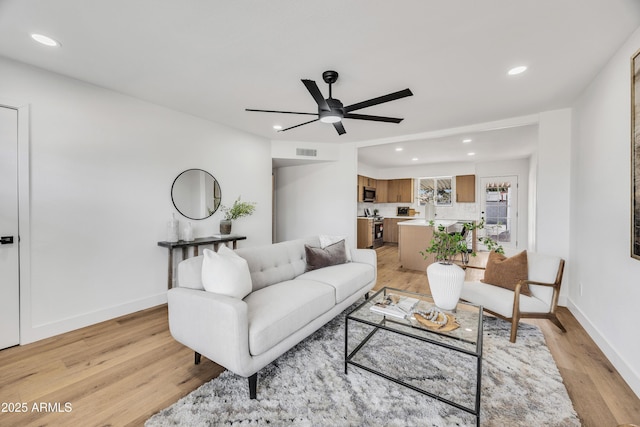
(357, 218, 373, 248)
(398, 221, 434, 271)
(357, 175, 377, 202)
(456, 175, 476, 203)
(376, 179, 388, 203)
(383, 218, 403, 243)
(387, 178, 414, 203)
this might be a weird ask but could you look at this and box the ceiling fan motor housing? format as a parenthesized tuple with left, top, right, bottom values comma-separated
(319, 97, 344, 123)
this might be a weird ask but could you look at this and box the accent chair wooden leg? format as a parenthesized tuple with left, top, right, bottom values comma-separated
(248, 373, 257, 399)
(194, 352, 201, 365)
(549, 315, 567, 333)
(510, 316, 519, 343)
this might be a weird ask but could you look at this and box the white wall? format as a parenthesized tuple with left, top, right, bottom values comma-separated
(571, 27, 640, 396)
(0, 57, 272, 344)
(274, 142, 357, 247)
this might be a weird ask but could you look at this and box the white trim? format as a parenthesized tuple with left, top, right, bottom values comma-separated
(17, 103, 30, 346)
(567, 298, 640, 399)
(0, 99, 32, 346)
(21, 293, 167, 344)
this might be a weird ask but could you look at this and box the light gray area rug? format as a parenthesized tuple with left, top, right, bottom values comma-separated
(147, 303, 579, 427)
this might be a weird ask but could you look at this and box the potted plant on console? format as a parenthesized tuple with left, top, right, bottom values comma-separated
(420, 219, 503, 310)
(219, 196, 256, 235)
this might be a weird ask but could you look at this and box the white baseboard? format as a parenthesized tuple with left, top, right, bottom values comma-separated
(20, 292, 168, 345)
(567, 298, 640, 399)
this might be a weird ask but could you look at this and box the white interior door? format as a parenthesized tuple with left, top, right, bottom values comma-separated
(0, 106, 20, 349)
(479, 175, 518, 249)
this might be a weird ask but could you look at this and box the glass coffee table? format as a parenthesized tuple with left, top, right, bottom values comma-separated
(345, 287, 483, 426)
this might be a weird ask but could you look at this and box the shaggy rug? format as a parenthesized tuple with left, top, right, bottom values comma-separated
(147, 302, 579, 427)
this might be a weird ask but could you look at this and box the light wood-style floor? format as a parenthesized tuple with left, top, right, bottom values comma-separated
(0, 244, 638, 426)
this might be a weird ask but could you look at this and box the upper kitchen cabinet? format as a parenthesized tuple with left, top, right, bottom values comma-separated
(358, 175, 377, 202)
(456, 174, 476, 203)
(387, 178, 414, 203)
(376, 180, 388, 203)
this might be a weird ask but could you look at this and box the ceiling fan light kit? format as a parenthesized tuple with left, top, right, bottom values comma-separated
(246, 70, 412, 135)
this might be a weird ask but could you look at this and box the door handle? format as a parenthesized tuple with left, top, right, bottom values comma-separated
(0, 236, 14, 245)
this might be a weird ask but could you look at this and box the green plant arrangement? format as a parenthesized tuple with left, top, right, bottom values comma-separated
(222, 196, 256, 221)
(420, 219, 504, 265)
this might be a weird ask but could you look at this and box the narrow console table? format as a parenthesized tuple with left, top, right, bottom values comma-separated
(158, 235, 247, 289)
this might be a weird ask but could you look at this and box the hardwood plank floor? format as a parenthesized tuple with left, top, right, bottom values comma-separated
(0, 244, 638, 426)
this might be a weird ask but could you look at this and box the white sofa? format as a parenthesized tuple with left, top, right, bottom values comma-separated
(167, 236, 377, 398)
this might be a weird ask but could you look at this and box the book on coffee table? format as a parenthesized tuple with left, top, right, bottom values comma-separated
(370, 294, 419, 319)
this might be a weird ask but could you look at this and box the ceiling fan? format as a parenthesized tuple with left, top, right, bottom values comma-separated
(246, 70, 413, 135)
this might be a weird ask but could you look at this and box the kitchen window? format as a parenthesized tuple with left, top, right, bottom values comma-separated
(418, 177, 452, 206)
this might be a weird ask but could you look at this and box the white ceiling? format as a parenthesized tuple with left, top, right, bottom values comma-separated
(1, 0, 639, 167)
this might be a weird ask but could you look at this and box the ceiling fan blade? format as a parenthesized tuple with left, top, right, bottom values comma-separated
(302, 79, 330, 111)
(344, 88, 413, 113)
(333, 121, 346, 135)
(245, 108, 317, 116)
(278, 118, 319, 132)
(344, 113, 403, 123)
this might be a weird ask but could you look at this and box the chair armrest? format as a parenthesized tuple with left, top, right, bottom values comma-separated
(462, 264, 486, 271)
(519, 279, 558, 288)
(167, 288, 251, 374)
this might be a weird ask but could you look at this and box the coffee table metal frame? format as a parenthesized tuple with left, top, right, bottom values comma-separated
(345, 287, 483, 426)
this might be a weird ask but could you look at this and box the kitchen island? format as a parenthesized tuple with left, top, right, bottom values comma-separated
(398, 219, 476, 271)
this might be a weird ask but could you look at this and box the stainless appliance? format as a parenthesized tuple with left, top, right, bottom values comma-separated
(363, 186, 376, 202)
(397, 206, 410, 216)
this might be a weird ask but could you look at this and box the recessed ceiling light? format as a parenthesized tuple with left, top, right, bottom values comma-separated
(273, 125, 282, 130)
(462, 139, 472, 143)
(412, 157, 418, 161)
(395, 148, 403, 152)
(467, 152, 476, 156)
(508, 65, 527, 76)
(31, 33, 60, 47)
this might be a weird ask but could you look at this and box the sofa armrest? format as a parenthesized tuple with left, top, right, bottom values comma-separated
(350, 248, 377, 268)
(167, 288, 251, 374)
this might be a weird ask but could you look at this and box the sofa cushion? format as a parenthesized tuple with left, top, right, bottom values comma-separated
(244, 280, 334, 356)
(304, 240, 348, 272)
(201, 246, 252, 299)
(461, 281, 550, 318)
(296, 262, 375, 303)
(481, 250, 531, 296)
(177, 255, 205, 290)
(319, 235, 352, 262)
(236, 238, 318, 292)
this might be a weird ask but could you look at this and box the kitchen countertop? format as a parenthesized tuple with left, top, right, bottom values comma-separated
(397, 219, 459, 227)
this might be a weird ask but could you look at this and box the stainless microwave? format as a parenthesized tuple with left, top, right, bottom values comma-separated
(363, 186, 376, 202)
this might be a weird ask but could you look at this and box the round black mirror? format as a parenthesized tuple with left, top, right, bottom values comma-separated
(171, 169, 222, 220)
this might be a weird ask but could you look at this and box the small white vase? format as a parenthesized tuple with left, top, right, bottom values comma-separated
(426, 262, 465, 310)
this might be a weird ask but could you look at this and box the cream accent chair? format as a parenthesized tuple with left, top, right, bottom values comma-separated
(460, 252, 566, 343)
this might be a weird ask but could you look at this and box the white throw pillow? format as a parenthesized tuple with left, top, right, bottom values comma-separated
(318, 234, 352, 262)
(201, 246, 252, 299)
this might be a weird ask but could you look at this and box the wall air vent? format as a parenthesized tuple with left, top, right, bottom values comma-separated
(296, 148, 317, 157)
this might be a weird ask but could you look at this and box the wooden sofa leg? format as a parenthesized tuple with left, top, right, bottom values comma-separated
(248, 373, 257, 399)
(194, 352, 201, 365)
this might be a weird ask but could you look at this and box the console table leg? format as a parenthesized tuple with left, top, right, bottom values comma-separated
(167, 249, 174, 290)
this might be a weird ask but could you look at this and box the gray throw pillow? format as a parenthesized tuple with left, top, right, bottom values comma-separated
(304, 240, 347, 271)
